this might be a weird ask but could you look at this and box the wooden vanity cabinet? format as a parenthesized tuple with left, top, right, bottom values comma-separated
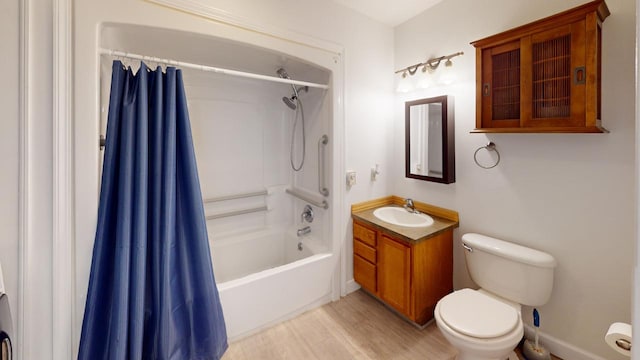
(472, 0, 609, 133)
(353, 219, 453, 325)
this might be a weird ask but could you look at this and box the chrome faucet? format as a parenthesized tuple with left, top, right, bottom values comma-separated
(404, 198, 418, 213)
(297, 226, 311, 237)
(301, 205, 314, 223)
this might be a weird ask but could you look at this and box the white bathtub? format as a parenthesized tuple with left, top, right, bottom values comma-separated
(211, 228, 334, 340)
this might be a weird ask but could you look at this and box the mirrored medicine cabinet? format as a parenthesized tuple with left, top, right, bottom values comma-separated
(405, 95, 455, 184)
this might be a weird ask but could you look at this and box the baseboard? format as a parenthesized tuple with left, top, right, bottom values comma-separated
(523, 324, 607, 360)
(345, 279, 360, 294)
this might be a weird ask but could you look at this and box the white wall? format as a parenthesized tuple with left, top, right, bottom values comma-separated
(393, 0, 635, 358)
(3, 2, 57, 358)
(14, 1, 57, 358)
(0, 0, 20, 338)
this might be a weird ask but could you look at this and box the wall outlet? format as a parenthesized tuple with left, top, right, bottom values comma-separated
(346, 171, 356, 187)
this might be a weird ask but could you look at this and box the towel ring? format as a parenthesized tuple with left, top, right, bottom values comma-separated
(474, 142, 500, 169)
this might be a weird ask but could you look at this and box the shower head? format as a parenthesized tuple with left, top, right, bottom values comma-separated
(283, 96, 297, 110)
(281, 86, 310, 110)
(278, 67, 297, 110)
(282, 86, 310, 110)
(277, 67, 299, 100)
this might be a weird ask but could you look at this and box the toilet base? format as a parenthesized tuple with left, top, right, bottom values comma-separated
(455, 350, 518, 360)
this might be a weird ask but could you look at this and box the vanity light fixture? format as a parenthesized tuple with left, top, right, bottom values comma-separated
(440, 58, 457, 85)
(395, 51, 463, 92)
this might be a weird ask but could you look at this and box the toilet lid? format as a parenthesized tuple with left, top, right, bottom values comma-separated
(439, 289, 519, 339)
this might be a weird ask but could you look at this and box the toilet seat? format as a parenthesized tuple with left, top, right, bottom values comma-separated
(438, 289, 519, 339)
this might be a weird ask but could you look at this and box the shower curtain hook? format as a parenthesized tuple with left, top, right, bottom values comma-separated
(117, 53, 126, 70)
(118, 52, 128, 69)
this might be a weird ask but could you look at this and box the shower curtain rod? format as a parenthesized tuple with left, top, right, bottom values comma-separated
(99, 48, 330, 90)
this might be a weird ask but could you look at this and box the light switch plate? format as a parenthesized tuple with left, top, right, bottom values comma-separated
(346, 171, 356, 187)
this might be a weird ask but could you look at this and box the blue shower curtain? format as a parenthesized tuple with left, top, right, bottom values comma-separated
(79, 61, 228, 360)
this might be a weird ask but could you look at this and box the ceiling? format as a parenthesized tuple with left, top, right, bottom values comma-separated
(331, 0, 444, 27)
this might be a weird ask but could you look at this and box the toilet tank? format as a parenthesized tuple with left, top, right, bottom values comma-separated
(462, 233, 557, 306)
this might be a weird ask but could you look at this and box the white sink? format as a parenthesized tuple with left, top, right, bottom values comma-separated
(372, 207, 434, 228)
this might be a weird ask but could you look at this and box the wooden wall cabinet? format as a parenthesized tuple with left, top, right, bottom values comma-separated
(353, 219, 453, 325)
(471, 0, 609, 133)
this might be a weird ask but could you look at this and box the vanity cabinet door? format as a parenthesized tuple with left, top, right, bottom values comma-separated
(378, 235, 411, 315)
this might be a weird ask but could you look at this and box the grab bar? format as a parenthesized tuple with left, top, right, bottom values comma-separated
(318, 135, 329, 197)
(203, 189, 268, 203)
(286, 187, 328, 209)
(206, 206, 268, 220)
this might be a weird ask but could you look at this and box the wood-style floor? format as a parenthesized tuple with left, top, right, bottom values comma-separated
(223, 290, 455, 359)
(223, 290, 560, 360)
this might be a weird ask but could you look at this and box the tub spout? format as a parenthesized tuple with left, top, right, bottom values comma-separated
(297, 226, 311, 237)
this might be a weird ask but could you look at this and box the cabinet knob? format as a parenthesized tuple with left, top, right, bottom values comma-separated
(482, 83, 491, 96)
(574, 66, 586, 85)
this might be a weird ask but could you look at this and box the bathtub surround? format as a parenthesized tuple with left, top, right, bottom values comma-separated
(79, 62, 227, 359)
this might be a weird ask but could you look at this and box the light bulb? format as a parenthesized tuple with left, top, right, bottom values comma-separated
(439, 60, 456, 85)
(417, 73, 432, 89)
(396, 74, 413, 93)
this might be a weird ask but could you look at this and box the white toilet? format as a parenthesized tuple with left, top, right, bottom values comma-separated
(434, 233, 557, 360)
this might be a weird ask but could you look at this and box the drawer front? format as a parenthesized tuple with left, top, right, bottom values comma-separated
(353, 222, 376, 247)
(354, 255, 377, 293)
(354, 239, 376, 264)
